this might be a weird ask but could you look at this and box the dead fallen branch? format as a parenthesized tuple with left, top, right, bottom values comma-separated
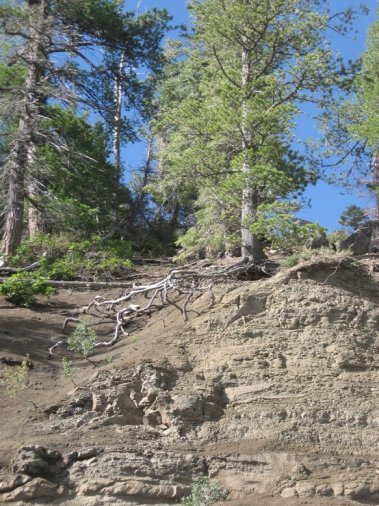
(43, 280, 134, 289)
(48, 339, 68, 358)
(0, 261, 40, 277)
(132, 257, 173, 265)
(0, 275, 159, 288)
(0, 279, 136, 289)
(47, 259, 274, 357)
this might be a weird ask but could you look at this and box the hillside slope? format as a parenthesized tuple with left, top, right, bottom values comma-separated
(0, 257, 378, 505)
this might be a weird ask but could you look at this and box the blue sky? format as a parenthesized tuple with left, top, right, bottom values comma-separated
(127, 0, 377, 231)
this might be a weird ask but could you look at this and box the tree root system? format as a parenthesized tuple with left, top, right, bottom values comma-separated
(48, 259, 275, 356)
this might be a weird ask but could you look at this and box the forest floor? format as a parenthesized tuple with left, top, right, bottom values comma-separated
(0, 256, 378, 505)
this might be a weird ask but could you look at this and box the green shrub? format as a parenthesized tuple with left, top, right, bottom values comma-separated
(96, 239, 133, 258)
(95, 256, 133, 274)
(9, 235, 134, 281)
(328, 230, 348, 244)
(67, 321, 97, 358)
(9, 233, 71, 266)
(284, 251, 310, 267)
(62, 357, 73, 378)
(2, 355, 30, 397)
(181, 476, 228, 506)
(46, 255, 82, 280)
(0, 273, 56, 307)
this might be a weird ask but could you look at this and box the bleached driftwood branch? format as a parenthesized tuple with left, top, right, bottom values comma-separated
(47, 259, 272, 357)
(81, 259, 270, 344)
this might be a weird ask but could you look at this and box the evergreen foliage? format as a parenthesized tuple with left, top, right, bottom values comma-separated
(0, 1, 372, 262)
(339, 205, 369, 231)
(0, 0, 170, 256)
(152, 0, 355, 260)
(351, 11, 379, 153)
(251, 203, 326, 251)
(37, 106, 128, 236)
(317, 8, 378, 215)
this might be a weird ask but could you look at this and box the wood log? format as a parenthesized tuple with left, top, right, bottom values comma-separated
(0, 279, 133, 289)
(0, 261, 40, 275)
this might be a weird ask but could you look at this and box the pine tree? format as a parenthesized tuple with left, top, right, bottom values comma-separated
(36, 106, 129, 236)
(0, 0, 170, 257)
(351, 11, 379, 217)
(153, 0, 353, 260)
(316, 8, 377, 218)
(339, 205, 368, 231)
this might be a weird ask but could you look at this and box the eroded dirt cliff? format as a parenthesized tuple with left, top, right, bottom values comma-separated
(0, 257, 378, 505)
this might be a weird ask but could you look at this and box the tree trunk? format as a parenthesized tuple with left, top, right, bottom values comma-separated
(28, 176, 49, 237)
(28, 76, 49, 238)
(113, 51, 125, 179)
(1, 0, 46, 257)
(241, 184, 264, 260)
(372, 154, 379, 220)
(133, 138, 154, 226)
(169, 202, 180, 233)
(1, 155, 25, 258)
(240, 41, 265, 261)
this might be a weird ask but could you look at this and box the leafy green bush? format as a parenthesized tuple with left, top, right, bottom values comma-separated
(96, 239, 133, 258)
(9, 233, 71, 266)
(95, 256, 133, 274)
(45, 255, 82, 280)
(0, 273, 56, 307)
(9, 235, 134, 281)
(67, 321, 97, 358)
(181, 477, 228, 506)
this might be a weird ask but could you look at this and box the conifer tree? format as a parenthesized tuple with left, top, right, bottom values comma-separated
(316, 9, 377, 218)
(350, 12, 379, 217)
(0, 0, 169, 257)
(339, 204, 368, 231)
(153, 0, 357, 260)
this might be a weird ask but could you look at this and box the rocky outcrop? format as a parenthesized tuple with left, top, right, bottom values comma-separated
(306, 232, 329, 250)
(339, 220, 379, 254)
(43, 364, 177, 432)
(0, 445, 202, 504)
(13, 446, 65, 479)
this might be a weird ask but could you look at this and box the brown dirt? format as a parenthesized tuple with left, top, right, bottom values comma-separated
(0, 256, 378, 505)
